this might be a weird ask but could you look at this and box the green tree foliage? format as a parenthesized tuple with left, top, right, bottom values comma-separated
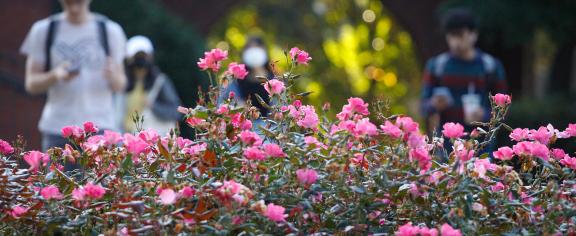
(208, 0, 421, 118)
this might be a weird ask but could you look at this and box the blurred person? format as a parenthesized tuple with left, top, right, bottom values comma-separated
(421, 8, 508, 139)
(21, 0, 127, 151)
(123, 35, 181, 135)
(220, 36, 274, 118)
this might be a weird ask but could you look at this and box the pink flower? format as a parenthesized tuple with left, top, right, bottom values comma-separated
(263, 143, 286, 158)
(296, 105, 319, 130)
(474, 158, 497, 179)
(41, 185, 63, 200)
(83, 121, 99, 134)
(409, 148, 432, 171)
(564, 123, 576, 138)
(138, 129, 160, 144)
(512, 141, 532, 156)
(240, 120, 253, 130)
(215, 180, 252, 205)
(83, 182, 106, 200)
(442, 122, 465, 139)
(82, 135, 106, 152)
(243, 146, 267, 160)
(239, 130, 263, 146)
(24, 151, 48, 173)
(407, 133, 427, 150)
(530, 142, 550, 161)
(509, 128, 529, 141)
(396, 117, 419, 134)
(418, 227, 439, 236)
(440, 223, 462, 236)
(354, 118, 378, 137)
(453, 141, 474, 162)
(72, 188, 86, 201)
(123, 134, 149, 156)
(381, 121, 402, 138)
(296, 168, 318, 186)
(197, 48, 228, 72)
(186, 117, 206, 127)
(179, 186, 196, 198)
(183, 143, 207, 156)
(336, 97, 370, 120)
(529, 126, 553, 144)
(560, 156, 576, 170)
(493, 146, 514, 161)
(395, 222, 420, 236)
(493, 93, 511, 107)
(263, 79, 286, 95)
(263, 203, 286, 222)
(158, 188, 178, 205)
(225, 62, 249, 80)
(551, 148, 567, 160)
(61, 125, 84, 139)
(0, 139, 14, 155)
(9, 205, 28, 219)
(491, 182, 505, 192)
(289, 47, 312, 65)
(215, 104, 230, 115)
(103, 130, 123, 146)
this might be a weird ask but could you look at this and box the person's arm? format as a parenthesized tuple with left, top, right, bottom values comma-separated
(103, 58, 127, 92)
(420, 59, 437, 117)
(104, 21, 127, 92)
(25, 58, 75, 95)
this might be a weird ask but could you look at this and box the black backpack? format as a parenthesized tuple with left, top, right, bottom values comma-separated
(44, 14, 110, 72)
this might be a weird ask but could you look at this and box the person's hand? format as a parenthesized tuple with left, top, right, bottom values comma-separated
(430, 94, 451, 111)
(51, 62, 77, 82)
(103, 57, 120, 82)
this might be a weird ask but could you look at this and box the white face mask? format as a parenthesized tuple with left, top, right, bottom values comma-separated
(242, 47, 268, 68)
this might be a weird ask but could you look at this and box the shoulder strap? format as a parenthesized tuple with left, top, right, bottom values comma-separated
(44, 17, 59, 72)
(96, 17, 110, 56)
(432, 53, 450, 86)
(147, 74, 166, 103)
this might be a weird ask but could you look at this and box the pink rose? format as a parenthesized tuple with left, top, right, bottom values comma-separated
(41, 185, 64, 200)
(296, 168, 318, 186)
(491, 182, 505, 192)
(158, 188, 178, 205)
(263, 203, 286, 222)
(564, 123, 576, 138)
(395, 222, 420, 236)
(9, 205, 28, 219)
(289, 47, 312, 65)
(336, 97, 370, 120)
(440, 224, 462, 236)
(61, 125, 84, 139)
(396, 116, 419, 134)
(83, 182, 106, 200)
(528, 126, 553, 144)
(442, 122, 465, 139)
(263, 79, 286, 95)
(493, 93, 511, 107)
(179, 186, 196, 198)
(103, 130, 123, 146)
(24, 151, 48, 173)
(123, 134, 149, 156)
(226, 62, 249, 80)
(551, 148, 567, 160)
(509, 128, 529, 142)
(474, 158, 497, 179)
(296, 105, 319, 130)
(83, 121, 99, 134)
(243, 146, 267, 161)
(197, 48, 228, 72)
(239, 130, 263, 146)
(381, 121, 402, 139)
(262, 143, 286, 158)
(560, 156, 576, 170)
(0, 139, 14, 155)
(493, 146, 514, 161)
(353, 118, 378, 137)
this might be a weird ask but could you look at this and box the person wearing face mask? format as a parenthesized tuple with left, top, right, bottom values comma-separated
(220, 36, 274, 118)
(123, 35, 182, 134)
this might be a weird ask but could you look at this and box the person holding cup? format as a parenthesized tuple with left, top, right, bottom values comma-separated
(421, 8, 508, 140)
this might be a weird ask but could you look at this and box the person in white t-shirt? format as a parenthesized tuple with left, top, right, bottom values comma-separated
(20, 0, 127, 151)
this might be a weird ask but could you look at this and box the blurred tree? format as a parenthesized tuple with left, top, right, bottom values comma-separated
(90, 0, 210, 138)
(206, 0, 421, 119)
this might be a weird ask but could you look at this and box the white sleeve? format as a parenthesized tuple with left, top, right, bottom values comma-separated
(106, 21, 127, 63)
(20, 19, 49, 66)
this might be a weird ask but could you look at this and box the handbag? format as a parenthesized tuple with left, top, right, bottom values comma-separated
(141, 74, 175, 135)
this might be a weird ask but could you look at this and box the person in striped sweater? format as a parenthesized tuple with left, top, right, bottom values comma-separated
(421, 8, 508, 141)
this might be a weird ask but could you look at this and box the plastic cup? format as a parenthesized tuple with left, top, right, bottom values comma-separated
(461, 94, 481, 124)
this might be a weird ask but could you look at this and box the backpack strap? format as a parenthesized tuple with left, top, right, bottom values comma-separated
(95, 14, 110, 56)
(432, 53, 450, 87)
(44, 17, 59, 72)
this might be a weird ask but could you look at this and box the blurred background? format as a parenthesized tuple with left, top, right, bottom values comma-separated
(1, 0, 575, 150)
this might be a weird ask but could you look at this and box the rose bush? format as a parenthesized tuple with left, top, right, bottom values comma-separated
(0, 48, 575, 235)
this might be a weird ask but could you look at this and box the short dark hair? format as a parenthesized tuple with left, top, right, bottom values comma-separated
(441, 8, 478, 33)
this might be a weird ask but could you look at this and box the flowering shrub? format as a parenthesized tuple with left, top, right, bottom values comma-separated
(1, 48, 575, 235)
